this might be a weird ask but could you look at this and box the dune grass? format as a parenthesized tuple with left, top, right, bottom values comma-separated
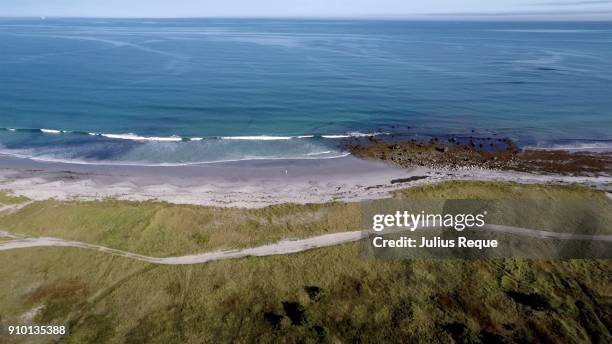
(0, 243, 610, 343)
(0, 199, 360, 256)
(0, 182, 610, 342)
(0, 192, 28, 206)
(0, 181, 610, 256)
(394, 180, 607, 200)
(392, 181, 612, 235)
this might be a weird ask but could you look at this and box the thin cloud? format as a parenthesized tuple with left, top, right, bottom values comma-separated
(424, 9, 612, 16)
(524, 0, 612, 6)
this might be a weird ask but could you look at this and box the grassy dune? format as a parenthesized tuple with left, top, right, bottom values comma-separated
(395, 180, 609, 200)
(1, 181, 610, 256)
(0, 244, 610, 343)
(0, 200, 360, 256)
(0, 193, 28, 206)
(395, 181, 612, 235)
(0, 181, 611, 342)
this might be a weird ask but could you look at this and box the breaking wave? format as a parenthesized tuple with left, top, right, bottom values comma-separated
(0, 127, 380, 166)
(524, 140, 612, 152)
(0, 127, 387, 142)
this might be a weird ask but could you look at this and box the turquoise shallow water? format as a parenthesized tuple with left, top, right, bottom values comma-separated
(0, 18, 611, 165)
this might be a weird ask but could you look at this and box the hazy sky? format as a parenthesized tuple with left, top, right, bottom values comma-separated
(1, 0, 612, 19)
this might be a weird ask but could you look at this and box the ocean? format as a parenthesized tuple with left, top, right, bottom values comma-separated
(1, 18, 611, 165)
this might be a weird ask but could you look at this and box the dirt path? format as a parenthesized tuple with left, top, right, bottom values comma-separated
(0, 201, 33, 214)
(1, 225, 610, 265)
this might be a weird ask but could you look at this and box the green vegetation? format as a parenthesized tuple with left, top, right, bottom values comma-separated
(0, 244, 610, 343)
(0, 181, 610, 256)
(395, 180, 608, 200)
(393, 181, 612, 234)
(0, 200, 360, 256)
(0, 192, 28, 206)
(0, 182, 611, 343)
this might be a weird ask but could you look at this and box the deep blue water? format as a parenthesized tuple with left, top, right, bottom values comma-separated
(0, 18, 611, 165)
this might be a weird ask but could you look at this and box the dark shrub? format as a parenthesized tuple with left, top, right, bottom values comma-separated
(506, 291, 550, 311)
(263, 312, 284, 330)
(304, 286, 324, 301)
(282, 301, 308, 326)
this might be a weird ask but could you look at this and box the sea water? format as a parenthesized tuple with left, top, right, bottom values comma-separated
(1, 18, 611, 165)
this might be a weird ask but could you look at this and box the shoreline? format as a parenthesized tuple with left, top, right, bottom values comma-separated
(0, 153, 610, 208)
(2, 126, 611, 168)
(0, 154, 424, 208)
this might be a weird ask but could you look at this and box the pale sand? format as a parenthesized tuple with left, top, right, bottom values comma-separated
(0, 154, 610, 208)
(0, 155, 426, 207)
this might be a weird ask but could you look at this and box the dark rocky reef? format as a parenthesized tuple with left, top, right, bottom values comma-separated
(347, 136, 611, 176)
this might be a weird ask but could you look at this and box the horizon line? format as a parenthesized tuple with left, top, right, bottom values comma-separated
(1, 14, 611, 22)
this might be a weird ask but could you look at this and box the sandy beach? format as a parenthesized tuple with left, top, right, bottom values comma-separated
(0, 153, 610, 208)
(0, 154, 423, 207)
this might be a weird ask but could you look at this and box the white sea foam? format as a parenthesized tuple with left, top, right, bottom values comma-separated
(306, 151, 333, 156)
(0, 150, 351, 167)
(0, 129, 352, 166)
(321, 132, 388, 139)
(220, 133, 382, 140)
(221, 135, 294, 140)
(40, 129, 62, 134)
(100, 133, 183, 142)
(321, 134, 350, 139)
(3, 128, 387, 142)
(525, 142, 612, 152)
